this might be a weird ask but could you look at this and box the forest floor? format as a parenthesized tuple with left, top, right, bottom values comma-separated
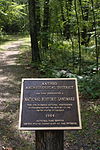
(0, 37, 99, 150)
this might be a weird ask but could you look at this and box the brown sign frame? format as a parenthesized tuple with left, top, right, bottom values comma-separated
(19, 78, 82, 130)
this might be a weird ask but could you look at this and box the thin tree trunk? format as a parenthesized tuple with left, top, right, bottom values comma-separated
(65, 0, 73, 40)
(60, 0, 73, 39)
(60, 0, 66, 36)
(70, 36, 75, 73)
(28, 0, 40, 62)
(79, 0, 91, 46)
(91, 0, 99, 73)
(36, 1, 41, 35)
(74, 0, 81, 75)
(42, 0, 50, 51)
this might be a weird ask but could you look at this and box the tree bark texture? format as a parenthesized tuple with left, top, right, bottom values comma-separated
(28, 0, 40, 62)
(65, 0, 73, 40)
(42, 0, 50, 50)
(91, 0, 99, 73)
(36, 130, 64, 150)
(36, 1, 41, 34)
(79, 0, 91, 46)
(74, 0, 81, 75)
(60, 0, 73, 39)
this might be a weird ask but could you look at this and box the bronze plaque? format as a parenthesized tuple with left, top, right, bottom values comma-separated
(19, 78, 82, 130)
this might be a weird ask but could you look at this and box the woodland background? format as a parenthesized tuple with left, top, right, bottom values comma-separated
(0, 0, 100, 150)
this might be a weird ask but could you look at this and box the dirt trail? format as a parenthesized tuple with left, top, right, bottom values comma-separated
(0, 40, 36, 149)
(0, 41, 23, 66)
(0, 41, 24, 106)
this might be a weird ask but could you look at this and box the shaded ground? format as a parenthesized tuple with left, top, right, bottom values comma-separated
(0, 40, 38, 150)
(0, 39, 99, 150)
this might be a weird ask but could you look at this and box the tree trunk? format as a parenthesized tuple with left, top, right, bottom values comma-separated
(60, 0, 73, 39)
(36, 1, 41, 35)
(79, 0, 91, 46)
(65, 0, 73, 40)
(36, 130, 64, 150)
(70, 36, 75, 73)
(91, 0, 99, 73)
(74, 0, 81, 75)
(42, 0, 50, 51)
(60, 0, 66, 37)
(28, 0, 40, 62)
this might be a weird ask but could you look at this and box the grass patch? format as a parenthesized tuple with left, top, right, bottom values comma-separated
(64, 100, 100, 149)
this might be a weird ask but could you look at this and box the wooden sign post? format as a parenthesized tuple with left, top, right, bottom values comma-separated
(36, 130, 64, 150)
(19, 78, 82, 150)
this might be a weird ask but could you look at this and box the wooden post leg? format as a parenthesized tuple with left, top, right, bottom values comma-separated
(36, 130, 64, 150)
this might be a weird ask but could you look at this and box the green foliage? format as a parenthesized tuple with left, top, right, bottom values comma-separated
(64, 98, 100, 149)
(38, 49, 100, 99)
(79, 74, 100, 99)
(0, 0, 28, 34)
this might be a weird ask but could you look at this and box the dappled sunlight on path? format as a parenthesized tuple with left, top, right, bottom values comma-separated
(0, 41, 23, 51)
(0, 41, 23, 66)
(0, 40, 36, 149)
(0, 41, 24, 104)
